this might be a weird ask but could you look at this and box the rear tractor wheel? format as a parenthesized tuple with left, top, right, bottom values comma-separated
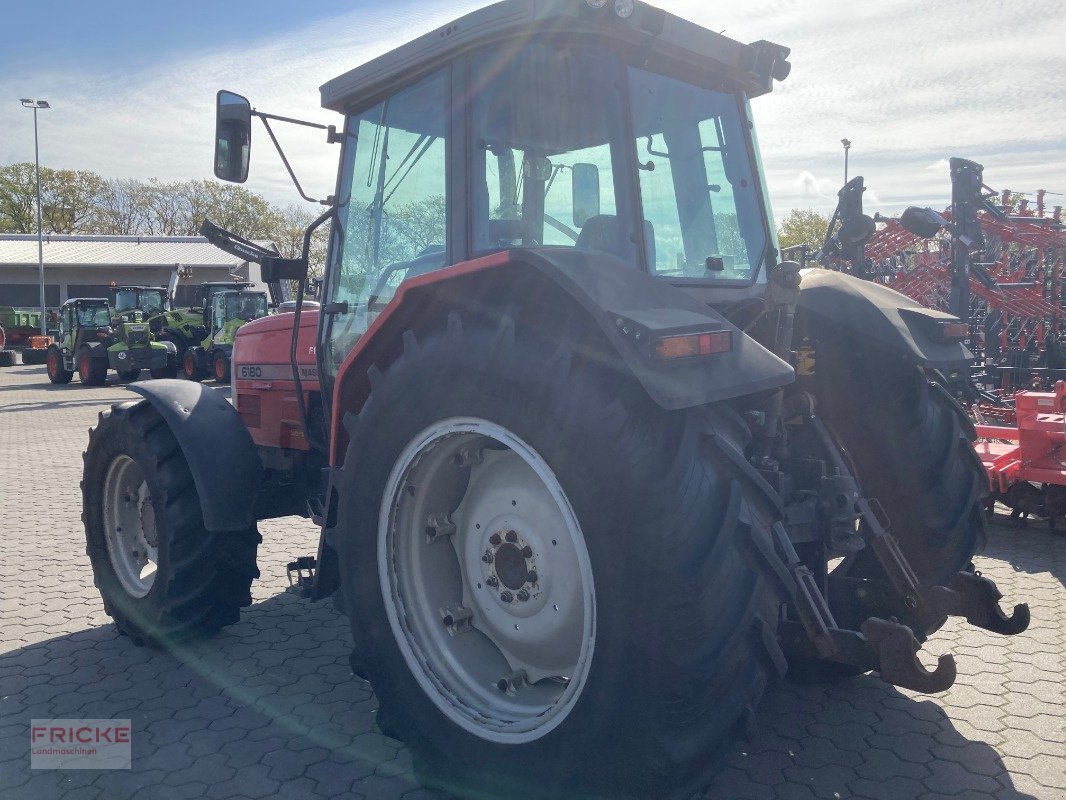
(334, 318, 789, 800)
(47, 347, 73, 384)
(82, 401, 260, 644)
(790, 334, 987, 681)
(78, 353, 108, 386)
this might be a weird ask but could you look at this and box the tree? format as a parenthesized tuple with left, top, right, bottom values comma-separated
(777, 208, 830, 250)
(0, 163, 108, 233)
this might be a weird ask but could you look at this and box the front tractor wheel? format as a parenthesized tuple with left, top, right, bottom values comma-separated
(213, 350, 231, 383)
(82, 401, 260, 644)
(335, 319, 787, 800)
(47, 347, 73, 384)
(183, 349, 206, 382)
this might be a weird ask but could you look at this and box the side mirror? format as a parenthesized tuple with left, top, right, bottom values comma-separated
(839, 213, 876, 244)
(214, 90, 252, 183)
(899, 206, 946, 239)
(572, 163, 601, 228)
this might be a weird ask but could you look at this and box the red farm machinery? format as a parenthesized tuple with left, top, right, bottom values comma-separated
(78, 3, 1030, 798)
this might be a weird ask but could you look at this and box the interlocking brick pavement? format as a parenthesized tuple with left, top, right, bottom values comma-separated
(1, 363, 1063, 799)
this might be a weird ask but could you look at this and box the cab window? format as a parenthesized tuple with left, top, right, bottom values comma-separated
(326, 69, 449, 374)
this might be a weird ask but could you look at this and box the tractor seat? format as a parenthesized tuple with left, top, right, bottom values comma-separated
(575, 214, 655, 267)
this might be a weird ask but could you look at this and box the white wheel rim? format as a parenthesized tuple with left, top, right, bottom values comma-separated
(103, 455, 159, 597)
(379, 418, 596, 744)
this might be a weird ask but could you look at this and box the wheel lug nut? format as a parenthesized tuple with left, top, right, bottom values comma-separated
(489, 533, 502, 546)
(521, 545, 533, 558)
(516, 589, 530, 602)
(527, 570, 538, 584)
(486, 576, 499, 588)
(481, 551, 494, 563)
(505, 530, 518, 543)
(500, 591, 513, 603)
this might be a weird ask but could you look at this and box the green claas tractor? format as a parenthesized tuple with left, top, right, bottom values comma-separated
(181, 288, 269, 382)
(108, 286, 180, 380)
(46, 297, 176, 385)
(151, 281, 255, 363)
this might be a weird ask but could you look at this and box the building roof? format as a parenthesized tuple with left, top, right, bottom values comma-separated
(0, 234, 274, 268)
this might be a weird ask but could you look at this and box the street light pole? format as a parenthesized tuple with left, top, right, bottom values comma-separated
(21, 98, 50, 334)
(841, 138, 852, 186)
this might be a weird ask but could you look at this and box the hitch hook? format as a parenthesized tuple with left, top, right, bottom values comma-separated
(949, 571, 1030, 636)
(861, 617, 957, 694)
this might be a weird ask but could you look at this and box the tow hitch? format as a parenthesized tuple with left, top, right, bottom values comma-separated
(774, 414, 1030, 693)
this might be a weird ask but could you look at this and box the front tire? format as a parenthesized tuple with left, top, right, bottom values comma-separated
(118, 367, 141, 382)
(183, 350, 206, 382)
(82, 401, 260, 644)
(47, 347, 73, 383)
(334, 319, 787, 800)
(213, 350, 231, 383)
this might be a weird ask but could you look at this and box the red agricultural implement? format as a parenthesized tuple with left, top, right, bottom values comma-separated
(976, 380, 1066, 529)
(819, 160, 1066, 397)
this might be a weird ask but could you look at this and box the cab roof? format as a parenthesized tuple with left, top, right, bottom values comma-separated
(320, 0, 789, 113)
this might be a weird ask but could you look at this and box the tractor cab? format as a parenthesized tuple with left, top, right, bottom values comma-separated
(111, 286, 170, 322)
(59, 299, 112, 346)
(208, 289, 269, 339)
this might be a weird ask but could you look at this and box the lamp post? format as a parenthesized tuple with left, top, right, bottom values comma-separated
(20, 98, 50, 334)
(841, 138, 852, 186)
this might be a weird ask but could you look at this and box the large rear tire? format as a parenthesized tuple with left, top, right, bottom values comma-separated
(78, 353, 108, 386)
(333, 318, 788, 800)
(82, 401, 261, 644)
(805, 339, 985, 640)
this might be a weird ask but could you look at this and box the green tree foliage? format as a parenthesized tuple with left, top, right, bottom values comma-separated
(777, 207, 831, 250)
(0, 163, 329, 275)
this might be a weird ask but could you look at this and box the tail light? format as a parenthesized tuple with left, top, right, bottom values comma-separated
(655, 331, 733, 360)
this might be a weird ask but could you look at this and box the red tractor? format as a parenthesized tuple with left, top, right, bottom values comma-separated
(81, 2, 1029, 798)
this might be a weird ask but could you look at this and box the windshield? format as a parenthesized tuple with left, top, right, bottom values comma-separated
(217, 293, 267, 326)
(76, 304, 111, 327)
(114, 289, 166, 314)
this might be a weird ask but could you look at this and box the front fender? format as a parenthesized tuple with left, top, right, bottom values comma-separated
(127, 380, 262, 531)
(796, 268, 972, 369)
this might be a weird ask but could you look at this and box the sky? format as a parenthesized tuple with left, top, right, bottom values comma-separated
(1, 0, 1064, 223)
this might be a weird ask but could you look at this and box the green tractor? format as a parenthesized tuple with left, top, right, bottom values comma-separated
(46, 297, 176, 386)
(181, 288, 269, 382)
(151, 281, 255, 363)
(108, 285, 180, 380)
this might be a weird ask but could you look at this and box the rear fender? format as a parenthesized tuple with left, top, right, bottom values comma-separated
(127, 380, 262, 531)
(329, 250, 794, 464)
(796, 268, 972, 369)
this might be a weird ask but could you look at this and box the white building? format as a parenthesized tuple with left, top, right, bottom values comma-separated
(0, 234, 272, 308)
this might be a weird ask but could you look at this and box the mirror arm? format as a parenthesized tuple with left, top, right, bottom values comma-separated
(257, 115, 335, 206)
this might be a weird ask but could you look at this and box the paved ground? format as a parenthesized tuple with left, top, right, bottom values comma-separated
(0, 362, 1063, 800)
